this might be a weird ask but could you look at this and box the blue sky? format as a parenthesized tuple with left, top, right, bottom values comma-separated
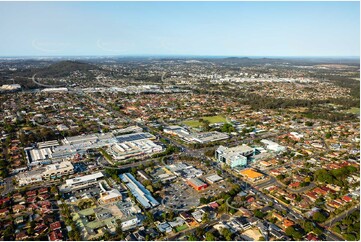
(0, 1, 359, 57)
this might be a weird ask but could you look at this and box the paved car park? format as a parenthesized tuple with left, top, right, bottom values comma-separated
(162, 179, 200, 210)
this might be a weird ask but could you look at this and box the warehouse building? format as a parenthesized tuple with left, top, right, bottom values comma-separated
(187, 178, 208, 191)
(119, 173, 159, 209)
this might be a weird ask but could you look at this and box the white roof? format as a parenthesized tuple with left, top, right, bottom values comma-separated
(206, 174, 223, 183)
(66, 172, 104, 186)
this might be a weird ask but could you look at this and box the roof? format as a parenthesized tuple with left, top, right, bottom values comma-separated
(100, 189, 122, 201)
(187, 178, 207, 187)
(206, 174, 223, 183)
(50, 221, 62, 231)
(240, 169, 264, 179)
(119, 173, 159, 208)
(65, 172, 104, 186)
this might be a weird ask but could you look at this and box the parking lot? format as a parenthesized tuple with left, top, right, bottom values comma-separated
(162, 178, 200, 210)
(63, 184, 101, 200)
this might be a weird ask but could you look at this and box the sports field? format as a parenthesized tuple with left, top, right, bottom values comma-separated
(183, 115, 227, 128)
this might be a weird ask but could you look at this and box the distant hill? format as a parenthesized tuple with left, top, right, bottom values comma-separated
(33, 60, 100, 78)
(204, 56, 284, 66)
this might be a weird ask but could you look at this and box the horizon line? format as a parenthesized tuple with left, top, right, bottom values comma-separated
(0, 55, 360, 59)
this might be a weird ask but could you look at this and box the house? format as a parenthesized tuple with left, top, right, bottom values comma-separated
(306, 233, 319, 241)
(13, 204, 26, 213)
(28, 203, 39, 211)
(49, 230, 63, 241)
(0, 208, 9, 216)
(16, 231, 29, 241)
(283, 219, 295, 229)
(168, 217, 186, 228)
(305, 192, 318, 202)
(342, 195, 352, 203)
(0, 197, 10, 206)
(208, 202, 219, 209)
(289, 182, 300, 189)
(50, 221, 62, 231)
(179, 212, 192, 220)
(157, 222, 172, 233)
(38, 187, 48, 194)
(26, 190, 37, 197)
(13, 193, 24, 200)
(313, 187, 328, 196)
(14, 216, 24, 224)
(35, 223, 48, 235)
(191, 210, 204, 223)
(27, 196, 37, 203)
(39, 194, 51, 201)
(272, 213, 283, 221)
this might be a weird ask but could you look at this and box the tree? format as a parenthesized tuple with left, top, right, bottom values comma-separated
(103, 230, 112, 240)
(202, 212, 210, 223)
(221, 228, 232, 241)
(313, 211, 327, 223)
(188, 234, 198, 241)
(285, 226, 304, 240)
(205, 232, 216, 241)
(254, 209, 266, 219)
(145, 211, 155, 223)
(115, 224, 125, 240)
(200, 197, 209, 204)
(50, 185, 58, 194)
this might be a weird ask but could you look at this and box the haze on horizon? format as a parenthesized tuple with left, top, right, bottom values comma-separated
(0, 1, 359, 57)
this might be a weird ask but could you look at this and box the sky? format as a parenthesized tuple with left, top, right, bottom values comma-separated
(0, 1, 359, 57)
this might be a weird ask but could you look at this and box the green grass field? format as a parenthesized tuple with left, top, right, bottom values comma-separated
(175, 224, 188, 232)
(346, 107, 360, 115)
(183, 115, 227, 128)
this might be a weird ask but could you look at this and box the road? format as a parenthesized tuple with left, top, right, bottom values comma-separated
(1, 177, 15, 196)
(324, 205, 359, 228)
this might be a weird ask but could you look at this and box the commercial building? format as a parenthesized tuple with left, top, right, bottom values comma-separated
(240, 169, 265, 182)
(192, 132, 229, 143)
(215, 144, 254, 168)
(25, 131, 159, 167)
(42, 161, 74, 180)
(99, 189, 123, 204)
(41, 88, 68, 93)
(205, 174, 223, 184)
(17, 169, 44, 186)
(261, 139, 286, 153)
(107, 139, 162, 160)
(59, 172, 104, 193)
(164, 126, 229, 144)
(17, 160, 74, 186)
(166, 163, 203, 179)
(187, 178, 208, 191)
(119, 173, 159, 209)
(0, 84, 21, 92)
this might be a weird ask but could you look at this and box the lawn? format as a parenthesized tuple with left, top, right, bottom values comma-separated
(183, 115, 227, 128)
(346, 107, 360, 115)
(175, 224, 188, 232)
